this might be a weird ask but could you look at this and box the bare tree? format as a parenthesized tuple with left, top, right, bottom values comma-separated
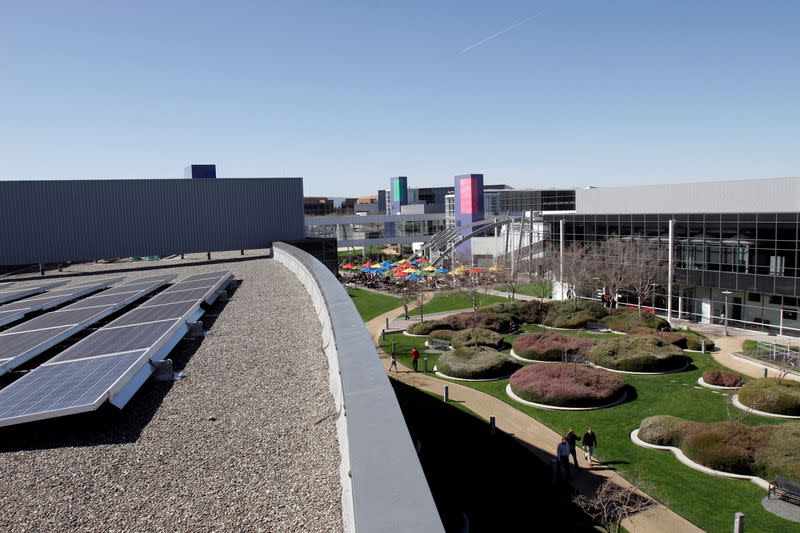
(574, 477, 653, 533)
(560, 242, 595, 307)
(459, 274, 490, 347)
(409, 286, 428, 323)
(495, 267, 521, 301)
(622, 240, 666, 316)
(596, 236, 628, 309)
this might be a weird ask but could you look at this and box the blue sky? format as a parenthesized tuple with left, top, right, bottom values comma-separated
(2, 1, 798, 196)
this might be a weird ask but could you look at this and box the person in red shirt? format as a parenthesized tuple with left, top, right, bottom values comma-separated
(410, 347, 420, 372)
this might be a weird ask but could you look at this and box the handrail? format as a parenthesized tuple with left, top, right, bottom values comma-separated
(272, 242, 444, 533)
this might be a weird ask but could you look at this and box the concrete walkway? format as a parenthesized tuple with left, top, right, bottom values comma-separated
(366, 305, 703, 533)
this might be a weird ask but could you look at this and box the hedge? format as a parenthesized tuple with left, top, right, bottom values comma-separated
(588, 334, 687, 372)
(444, 311, 519, 333)
(604, 309, 669, 333)
(406, 320, 452, 336)
(638, 415, 800, 481)
(450, 327, 505, 349)
(738, 378, 800, 416)
(436, 347, 519, 379)
(542, 300, 607, 329)
(509, 363, 626, 408)
(511, 332, 594, 362)
(427, 329, 455, 343)
(702, 370, 743, 388)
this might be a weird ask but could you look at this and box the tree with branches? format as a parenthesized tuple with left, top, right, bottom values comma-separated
(495, 266, 522, 301)
(409, 285, 428, 323)
(622, 240, 666, 316)
(574, 476, 653, 533)
(560, 242, 595, 307)
(596, 236, 628, 309)
(459, 274, 490, 347)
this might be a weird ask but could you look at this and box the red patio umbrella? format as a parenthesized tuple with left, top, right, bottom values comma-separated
(469, 267, 484, 273)
(393, 271, 409, 277)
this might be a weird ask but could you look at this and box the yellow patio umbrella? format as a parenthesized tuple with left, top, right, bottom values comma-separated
(423, 266, 437, 272)
(488, 265, 501, 271)
(450, 266, 468, 275)
(403, 268, 419, 273)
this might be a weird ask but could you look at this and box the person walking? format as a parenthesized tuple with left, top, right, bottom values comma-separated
(388, 352, 398, 372)
(583, 427, 597, 466)
(410, 346, 420, 372)
(404, 303, 409, 320)
(565, 427, 581, 469)
(556, 438, 571, 479)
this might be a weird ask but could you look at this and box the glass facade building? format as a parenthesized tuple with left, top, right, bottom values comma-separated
(544, 211, 800, 334)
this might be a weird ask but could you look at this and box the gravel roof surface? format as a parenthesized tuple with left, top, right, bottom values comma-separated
(0, 251, 342, 532)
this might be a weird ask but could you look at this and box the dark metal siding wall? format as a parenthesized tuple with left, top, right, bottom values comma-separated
(0, 178, 304, 264)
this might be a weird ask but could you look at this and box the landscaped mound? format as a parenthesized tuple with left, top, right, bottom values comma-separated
(511, 332, 594, 362)
(588, 334, 687, 372)
(436, 347, 518, 379)
(702, 370, 744, 388)
(604, 309, 669, 332)
(406, 320, 452, 336)
(427, 329, 455, 343)
(514, 300, 552, 325)
(444, 311, 519, 333)
(655, 329, 715, 351)
(450, 327, 505, 349)
(509, 363, 626, 408)
(738, 378, 800, 416)
(638, 415, 800, 481)
(542, 300, 607, 329)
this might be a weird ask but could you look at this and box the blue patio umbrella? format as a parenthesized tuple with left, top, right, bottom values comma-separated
(406, 273, 422, 280)
(361, 266, 372, 272)
(435, 267, 449, 273)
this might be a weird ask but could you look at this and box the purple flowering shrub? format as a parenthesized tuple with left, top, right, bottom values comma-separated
(509, 363, 626, 407)
(511, 332, 594, 361)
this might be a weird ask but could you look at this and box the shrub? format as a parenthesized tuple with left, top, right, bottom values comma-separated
(638, 415, 687, 447)
(682, 329, 715, 351)
(762, 423, 800, 481)
(514, 300, 551, 324)
(450, 327, 505, 349)
(741, 340, 758, 356)
(511, 332, 594, 361)
(427, 329, 455, 343)
(437, 347, 518, 379)
(604, 309, 669, 332)
(682, 429, 756, 475)
(702, 370, 743, 388)
(588, 334, 687, 372)
(509, 363, 626, 407)
(444, 311, 518, 333)
(638, 416, 783, 478)
(738, 378, 800, 416)
(480, 302, 524, 322)
(406, 320, 452, 336)
(543, 300, 607, 329)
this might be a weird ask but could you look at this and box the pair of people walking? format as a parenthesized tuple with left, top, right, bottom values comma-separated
(388, 347, 420, 372)
(556, 426, 598, 479)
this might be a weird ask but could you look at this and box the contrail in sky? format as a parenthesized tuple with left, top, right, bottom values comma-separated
(460, 14, 536, 53)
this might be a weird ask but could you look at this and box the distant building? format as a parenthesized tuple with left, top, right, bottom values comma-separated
(304, 197, 334, 216)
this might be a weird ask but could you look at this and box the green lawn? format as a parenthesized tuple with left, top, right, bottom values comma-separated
(379, 329, 797, 532)
(408, 291, 508, 316)
(346, 288, 402, 322)
(496, 280, 552, 299)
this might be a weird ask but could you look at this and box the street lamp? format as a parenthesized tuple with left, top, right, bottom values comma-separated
(722, 290, 732, 336)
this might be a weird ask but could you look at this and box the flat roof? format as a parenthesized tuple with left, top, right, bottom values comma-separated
(0, 251, 342, 532)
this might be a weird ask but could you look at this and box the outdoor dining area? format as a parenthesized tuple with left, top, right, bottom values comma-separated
(339, 257, 500, 293)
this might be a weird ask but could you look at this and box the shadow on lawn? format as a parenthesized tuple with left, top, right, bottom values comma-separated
(392, 379, 598, 532)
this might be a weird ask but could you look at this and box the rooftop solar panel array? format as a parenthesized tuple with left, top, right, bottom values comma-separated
(0, 274, 176, 377)
(0, 277, 123, 327)
(0, 270, 233, 427)
(0, 281, 68, 306)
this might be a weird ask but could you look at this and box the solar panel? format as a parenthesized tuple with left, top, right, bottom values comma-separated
(0, 281, 68, 305)
(0, 274, 176, 376)
(0, 270, 233, 427)
(0, 352, 145, 427)
(50, 321, 176, 363)
(0, 277, 122, 328)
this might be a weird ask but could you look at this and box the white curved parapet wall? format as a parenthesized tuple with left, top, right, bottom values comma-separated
(272, 243, 444, 533)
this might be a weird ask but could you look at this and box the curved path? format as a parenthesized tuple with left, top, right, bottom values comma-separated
(365, 305, 702, 533)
